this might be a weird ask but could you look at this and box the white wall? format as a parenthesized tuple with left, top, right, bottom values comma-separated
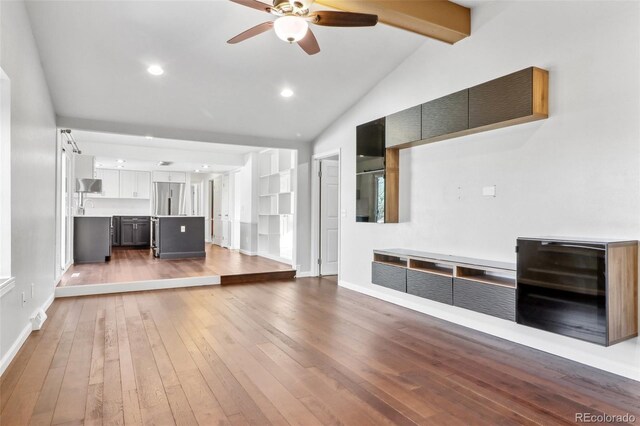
(312, 1, 640, 375)
(83, 198, 151, 216)
(0, 0, 57, 373)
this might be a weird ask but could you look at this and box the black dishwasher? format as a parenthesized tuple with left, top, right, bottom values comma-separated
(516, 238, 607, 345)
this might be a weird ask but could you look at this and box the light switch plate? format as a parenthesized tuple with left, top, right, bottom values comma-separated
(180, 225, 186, 232)
(482, 185, 496, 197)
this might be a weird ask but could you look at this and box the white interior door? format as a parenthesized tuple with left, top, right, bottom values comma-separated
(213, 178, 222, 246)
(232, 170, 241, 250)
(320, 159, 339, 276)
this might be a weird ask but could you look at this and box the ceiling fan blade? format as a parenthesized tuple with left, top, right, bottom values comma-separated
(229, 0, 273, 14)
(227, 21, 274, 44)
(298, 28, 320, 55)
(310, 10, 378, 27)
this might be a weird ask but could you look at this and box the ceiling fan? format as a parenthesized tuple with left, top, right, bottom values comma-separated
(227, 0, 378, 55)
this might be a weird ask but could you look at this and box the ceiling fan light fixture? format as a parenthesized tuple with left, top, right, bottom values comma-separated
(274, 16, 309, 43)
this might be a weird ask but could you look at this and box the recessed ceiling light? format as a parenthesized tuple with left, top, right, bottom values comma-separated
(280, 88, 294, 98)
(116, 165, 124, 169)
(147, 65, 164, 76)
(96, 163, 103, 167)
(194, 169, 200, 173)
(202, 165, 209, 169)
(116, 159, 125, 163)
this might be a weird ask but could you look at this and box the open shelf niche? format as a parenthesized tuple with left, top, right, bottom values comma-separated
(455, 266, 516, 288)
(257, 149, 296, 264)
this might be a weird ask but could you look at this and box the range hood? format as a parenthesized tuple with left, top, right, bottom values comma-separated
(76, 178, 102, 194)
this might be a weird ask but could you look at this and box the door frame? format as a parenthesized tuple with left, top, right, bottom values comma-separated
(310, 148, 341, 278)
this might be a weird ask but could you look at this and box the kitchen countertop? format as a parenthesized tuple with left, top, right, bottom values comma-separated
(74, 215, 151, 218)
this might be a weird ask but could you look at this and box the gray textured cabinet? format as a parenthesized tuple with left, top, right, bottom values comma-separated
(385, 106, 421, 148)
(372, 262, 407, 292)
(407, 270, 453, 304)
(469, 68, 533, 129)
(453, 278, 516, 321)
(421, 90, 469, 140)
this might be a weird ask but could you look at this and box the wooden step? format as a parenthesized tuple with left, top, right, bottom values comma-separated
(220, 269, 296, 285)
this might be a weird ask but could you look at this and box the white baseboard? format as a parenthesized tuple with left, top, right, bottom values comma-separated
(0, 277, 15, 298)
(0, 323, 31, 377)
(295, 271, 313, 278)
(239, 249, 257, 256)
(55, 276, 221, 298)
(257, 252, 293, 266)
(0, 287, 55, 377)
(338, 280, 640, 382)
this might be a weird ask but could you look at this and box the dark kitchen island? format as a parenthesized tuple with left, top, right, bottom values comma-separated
(152, 216, 206, 259)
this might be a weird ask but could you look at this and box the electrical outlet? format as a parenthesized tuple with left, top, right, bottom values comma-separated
(31, 283, 35, 298)
(180, 225, 186, 232)
(22, 292, 27, 307)
(482, 185, 497, 197)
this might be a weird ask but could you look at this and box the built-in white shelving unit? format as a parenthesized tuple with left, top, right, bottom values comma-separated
(258, 149, 295, 263)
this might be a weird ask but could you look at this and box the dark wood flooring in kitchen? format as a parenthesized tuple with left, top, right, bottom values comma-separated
(58, 244, 294, 287)
(2, 277, 639, 425)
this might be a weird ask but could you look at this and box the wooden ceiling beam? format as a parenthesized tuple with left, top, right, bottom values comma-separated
(315, 0, 471, 44)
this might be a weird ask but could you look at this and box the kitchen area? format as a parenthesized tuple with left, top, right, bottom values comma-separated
(66, 151, 208, 286)
(56, 131, 297, 292)
(74, 158, 205, 264)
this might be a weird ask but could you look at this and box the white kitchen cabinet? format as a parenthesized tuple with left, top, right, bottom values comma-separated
(119, 170, 150, 199)
(152, 171, 186, 183)
(135, 171, 151, 198)
(89, 169, 120, 198)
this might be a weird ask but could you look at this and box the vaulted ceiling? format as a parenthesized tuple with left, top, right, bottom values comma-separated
(25, 0, 428, 144)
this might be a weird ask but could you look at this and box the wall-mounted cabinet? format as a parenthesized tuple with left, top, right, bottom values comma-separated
(119, 170, 150, 199)
(385, 106, 421, 148)
(152, 171, 186, 183)
(421, 89, 469, 140)
(89, 169, 120, 198)
(469, 67, 540, 129)
(88, 169, 150, 199)
(356, 67, 548, 224)
(356, 118, 398, 223)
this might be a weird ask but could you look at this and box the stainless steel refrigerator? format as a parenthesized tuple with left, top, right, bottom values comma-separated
(153, 182, 185, 215)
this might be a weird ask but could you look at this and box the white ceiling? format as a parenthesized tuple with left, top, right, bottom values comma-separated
(25, 0, 427, 142)
(74, 129, 262, 173)
(74, 130, 261, 154)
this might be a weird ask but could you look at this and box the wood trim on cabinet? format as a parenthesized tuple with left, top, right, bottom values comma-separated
(384, 148, 399, 223)
(607, 243, 639, 344)
(316, 0, 471, 44)
(532, 67, 549, 116)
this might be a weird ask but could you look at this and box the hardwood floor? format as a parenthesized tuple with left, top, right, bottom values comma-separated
(58, 244, 294, 287)
(2, 277, 639, 425)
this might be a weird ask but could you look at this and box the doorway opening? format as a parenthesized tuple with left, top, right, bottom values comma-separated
(312, 150, 340, 277)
